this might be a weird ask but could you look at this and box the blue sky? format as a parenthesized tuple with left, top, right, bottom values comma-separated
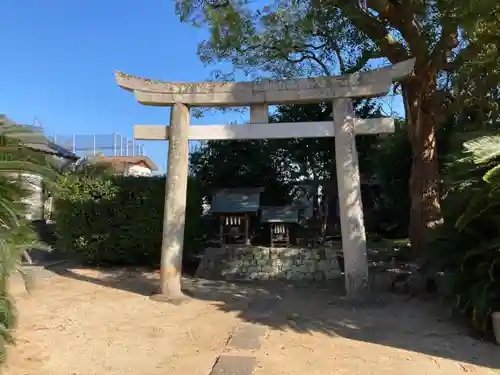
(1, 0, 403, 173)
(0, 0, 242, 171)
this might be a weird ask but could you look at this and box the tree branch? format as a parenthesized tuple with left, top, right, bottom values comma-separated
(346, 48, 382, 74)
(338, 1, 409, 63)
(206, 0, 230, 9)
(331, 42, 346, 73)
(429, 24, 459, 72)
(300, 42, 329, 50)
(268, 46, 332, 75)
(366, 0, 427, 57)
(441, 42, 477, 72)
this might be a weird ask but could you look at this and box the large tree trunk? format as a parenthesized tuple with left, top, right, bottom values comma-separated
(403, 78, 443, 258)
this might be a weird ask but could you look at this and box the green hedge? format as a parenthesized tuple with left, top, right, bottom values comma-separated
(53, 174, 203, 266)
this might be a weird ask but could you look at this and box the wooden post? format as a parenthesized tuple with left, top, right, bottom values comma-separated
(333, 98, 369, 298)
(219, 216, 224, 247)
(244, 213, 250, 245)
(152, 103, 190, 303)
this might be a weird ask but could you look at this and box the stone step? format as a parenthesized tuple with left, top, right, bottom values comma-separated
(227, 323, 268, 350)
(209, 355, 256, 375)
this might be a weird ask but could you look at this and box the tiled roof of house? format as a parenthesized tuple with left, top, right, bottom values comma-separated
(95, 156, 158, 171)
(24, 141, 78, 160)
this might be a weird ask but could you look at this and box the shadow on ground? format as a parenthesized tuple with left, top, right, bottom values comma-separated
(45, 263, 500, 370)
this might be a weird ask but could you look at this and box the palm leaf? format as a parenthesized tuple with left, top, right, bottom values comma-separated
(489, 257, 500, 281)
(0, 115, 60, 363)
(463, 135, 500, 164)
(483, 163, 500, 184)
(456, 191, 491, 230)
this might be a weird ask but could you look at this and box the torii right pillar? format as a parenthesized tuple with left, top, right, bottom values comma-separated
(334, 98, 368, 298)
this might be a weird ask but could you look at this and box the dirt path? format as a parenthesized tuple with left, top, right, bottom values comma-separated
(5, 267, 500, 375)
(251, 285, 500, 375)
(6, 269, 243, 375)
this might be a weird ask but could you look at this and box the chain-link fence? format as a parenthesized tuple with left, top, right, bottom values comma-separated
(48, 133, 145, 157)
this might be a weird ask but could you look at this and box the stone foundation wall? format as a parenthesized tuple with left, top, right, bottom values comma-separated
(195, 245, 342, 281)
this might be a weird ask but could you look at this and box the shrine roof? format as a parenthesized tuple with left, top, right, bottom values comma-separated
(261, 205, 299, 223)
(211, 188, 264, 213)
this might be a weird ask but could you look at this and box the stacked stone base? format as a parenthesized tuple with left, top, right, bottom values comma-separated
(195, 245, 342, 281)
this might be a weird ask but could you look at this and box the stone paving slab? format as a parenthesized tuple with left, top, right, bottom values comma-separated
(227, 323, 268, 350)
(209, 355, 256, 375)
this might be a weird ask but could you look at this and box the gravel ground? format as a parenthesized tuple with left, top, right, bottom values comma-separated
(5, 267, 500, 375)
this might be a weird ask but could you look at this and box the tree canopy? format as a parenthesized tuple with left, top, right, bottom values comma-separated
(176, 0, 500, 256)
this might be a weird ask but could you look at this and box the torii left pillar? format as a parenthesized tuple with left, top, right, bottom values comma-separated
(151, 102, 190, 303)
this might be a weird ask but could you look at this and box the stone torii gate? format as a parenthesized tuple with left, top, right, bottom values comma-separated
(115, 59, 415, 300)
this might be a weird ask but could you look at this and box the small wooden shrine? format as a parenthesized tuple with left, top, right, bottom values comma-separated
(211, 188, 264, 245)
(260, 205, 300, 247)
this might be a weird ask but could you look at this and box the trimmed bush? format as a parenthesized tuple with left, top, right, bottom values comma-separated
(53, 174, 203, 266)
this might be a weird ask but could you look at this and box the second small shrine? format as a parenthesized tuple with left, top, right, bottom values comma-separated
(260, 205, 300, 247)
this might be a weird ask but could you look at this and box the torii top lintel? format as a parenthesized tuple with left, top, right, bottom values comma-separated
(115, 59, 415, 107)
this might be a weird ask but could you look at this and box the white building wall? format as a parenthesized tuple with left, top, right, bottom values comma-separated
(126, 164, 152, 177)
(20, 173, 44, 221)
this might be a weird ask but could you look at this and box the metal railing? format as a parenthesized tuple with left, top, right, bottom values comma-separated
(48, 133, 145, 157)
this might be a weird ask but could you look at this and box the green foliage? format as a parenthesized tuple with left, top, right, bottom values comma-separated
(176, 0, 500, 257)
(0, 115, 56, 364)
(53, 174, 203, 267)
(366, 122, 412, 237)
(190, 100, 381, 182)
(72, 156, 117, 178)
(464, 135, 500, 165)
(453, 3, 500, 126)
(190, 101, 410, 236)
(432, 133, 500, 335)
(175, 0, 497, 87)
(190, 139, 289, 205)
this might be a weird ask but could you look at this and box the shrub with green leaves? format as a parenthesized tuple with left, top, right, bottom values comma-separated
(53, 174, 203, 267)
(432, 134, 500, 336)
